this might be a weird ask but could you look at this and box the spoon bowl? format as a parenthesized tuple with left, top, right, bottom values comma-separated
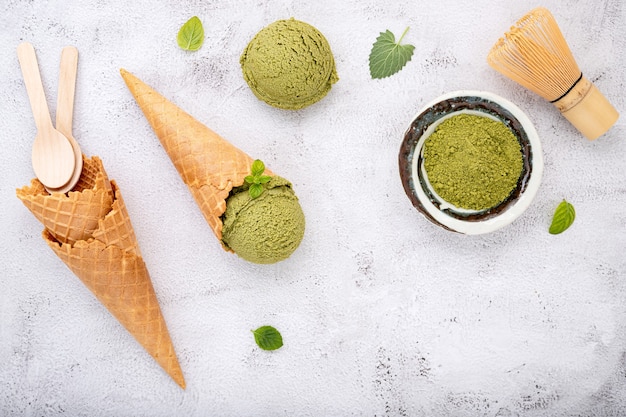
(30, 128, 76, 189)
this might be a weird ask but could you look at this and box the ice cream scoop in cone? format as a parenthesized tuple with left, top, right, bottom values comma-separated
(17, 156, 185, 389)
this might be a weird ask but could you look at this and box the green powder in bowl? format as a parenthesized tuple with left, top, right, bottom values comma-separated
(398, 90, 543, 235)
(422, 113, 524, 211)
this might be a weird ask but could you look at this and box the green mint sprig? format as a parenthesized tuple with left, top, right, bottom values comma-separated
(252, 325, 283, 351)
(245, 159, 271, 199)
(369, 27, 415, 79)
(177, 16, 204, 51)
(549, 200, 576, 234)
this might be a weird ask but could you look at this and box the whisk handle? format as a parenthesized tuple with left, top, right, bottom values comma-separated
(552, 76, 619, 140)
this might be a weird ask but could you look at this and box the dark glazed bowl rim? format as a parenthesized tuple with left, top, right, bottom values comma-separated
(399, 91, 543, 234)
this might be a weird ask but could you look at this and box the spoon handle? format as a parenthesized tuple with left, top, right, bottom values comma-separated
(17, 42, 54, 132)
(56, 46, 78, 138)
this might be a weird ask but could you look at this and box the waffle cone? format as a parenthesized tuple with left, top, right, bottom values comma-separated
(120, 69, 272, 244)
(16, 157, 114, 246)
(17, 156, 185, 389)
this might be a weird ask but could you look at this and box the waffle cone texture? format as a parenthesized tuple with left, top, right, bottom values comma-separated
(120, 69, 272, 246)
(16, 156, 185, 389)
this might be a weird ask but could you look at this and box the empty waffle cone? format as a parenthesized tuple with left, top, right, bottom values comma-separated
(16, 156, 185, 389)
(120, 69, 272, 246)
(17, 157, 114, 246)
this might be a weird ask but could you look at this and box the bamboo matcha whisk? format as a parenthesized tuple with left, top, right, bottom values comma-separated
(487, 7, 619, 140)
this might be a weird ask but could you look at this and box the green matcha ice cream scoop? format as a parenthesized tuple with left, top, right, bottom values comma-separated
(240, 18, 339, 110)
(221, 176, 305, 264)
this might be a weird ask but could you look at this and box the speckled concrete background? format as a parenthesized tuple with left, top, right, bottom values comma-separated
(1, 0, 625, 416)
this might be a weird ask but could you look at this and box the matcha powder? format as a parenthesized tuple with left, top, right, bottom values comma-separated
(423, 114, 523, 211)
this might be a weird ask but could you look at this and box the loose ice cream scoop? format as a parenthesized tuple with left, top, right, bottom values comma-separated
(221, 176, 305, 264)
(240, 18, 338, 110)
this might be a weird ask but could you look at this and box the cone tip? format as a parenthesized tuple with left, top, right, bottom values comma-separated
(169, 366, 186, 389)
(120, 68, 132, 82)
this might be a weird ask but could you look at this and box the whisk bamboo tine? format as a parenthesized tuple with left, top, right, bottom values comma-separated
(487, 7, 618, 140)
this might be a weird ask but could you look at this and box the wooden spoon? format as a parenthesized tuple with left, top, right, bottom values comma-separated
(45, 46, 83, 194)
(17, 42, 75, 190)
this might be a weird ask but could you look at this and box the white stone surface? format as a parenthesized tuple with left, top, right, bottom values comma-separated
(1, 0, 625, 416)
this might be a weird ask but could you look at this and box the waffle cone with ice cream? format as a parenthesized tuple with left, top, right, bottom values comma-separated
(120, 69, 305, 264)
(16, 156, 185, 389)
(120, 69, 263, 243)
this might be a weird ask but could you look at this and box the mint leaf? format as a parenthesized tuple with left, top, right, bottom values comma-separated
(549, 200, 576, 234)
(249, 184, 263, 199)
(252, 326, 283, 351)
(251, 159, 265, 176)
(246, 159, 271, 199)
(177, 16, 204, 51)
(369, 27, 415, 79)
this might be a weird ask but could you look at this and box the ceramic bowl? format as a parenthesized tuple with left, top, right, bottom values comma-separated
(398, 90, 543, 234)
